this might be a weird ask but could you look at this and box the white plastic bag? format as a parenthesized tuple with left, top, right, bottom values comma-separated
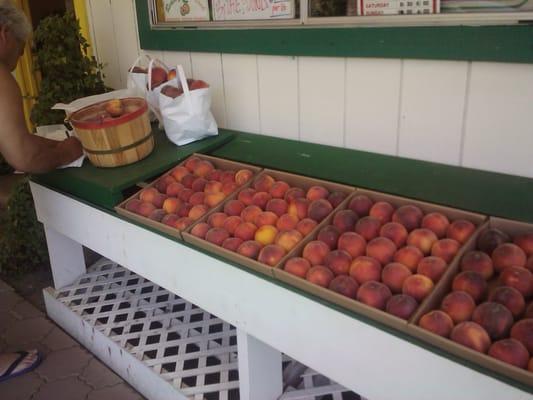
(145, 58, 175, 124)
(127, 54, 151, 97)
(159, 65, 218, 146)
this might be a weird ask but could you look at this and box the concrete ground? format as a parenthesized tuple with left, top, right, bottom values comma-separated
(0, 278, 145, 400)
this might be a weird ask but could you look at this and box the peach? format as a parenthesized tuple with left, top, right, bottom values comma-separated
(191, 222, 210, 239)
(204, 180, 223, 194)
(189, 191, 205, 206)
(161, 213, 179, 227)
(220, 170, 236, 184)
(499, 266, 533, 298)
(402, 274, 434, 302)
(125, 199, 141, 213)
(386, 294, 418, 320)
(419, 310, 454, 338)
(306, 185, 329, 201)
(241, 205, 262, 224)
(148, 209, 165, 222)
(205, 227, 230, 246)
(421, 212, 450, 239)
(510, 319, 533, 354)
(205, 169, 222, 181)
(155, 175, 176, 193)
(348, 194, 373, 217)
(234, 222, 258, 241)
(177, 203, 193, 218)
(451, 322, 491, 353)
(318, 225, 341, 250)
(207, 212, 228, 228)
(302, 240, 330, 265)
(381, 262, 412, 294)
(235, 169, 254, 185)
(527, 255, 533, 273)
(417, 256, 447, 283)
(175, 217, 193, 230)
(189, 204, 209, 220)
(275, 229, 303, 252)
(332, 209, 359, 233)
(324, 250, 352, 276)
(237, 240, 262, 259)
(356, 281, 392, 310)
(222, 216, 242, 235)
(472, 302, 514, 340)
(329, 276, 359, 299)
(284, 257, 312, 278)
(284, 187, 306, 203)
(446, 219, 476, 244)
(492, 243, 527, 273)
(380, 222, 408, 248)
(369, 201, 395, 224)
(193, 160, 215, 178)
(254, 211, 278, 227)
(181, 174, 196, 189)
(306, 266, 334, 288)
(204, 192, 226, 207)
(137, 201, 156, 217)
(287, 198, 310, 220)
(349, 256, 381, 284)
(488, 339, 529, 369)
(514, 232, 533, 256)
(393, 246, 424, 273)
(238, 188, 256, 206)
(526, 303, 533, 319)
(488, 286, 526, 319)
(328, 191, 347, 208)
(178, 188, 194, 202)
(139, 187, 160, 204)
(307, 199, 333, 222)
(269, 181, 290, 199)
(222, 181, 238, 196)
(366, 237, 397, 265)
(296, 218, 318, 236)
(477, 228, 511, 255)
(338, 232, 367, 258)
(191, 177, 207, 192)
(165, 182, 185, 197)
(407, 229, 438, 255)
(355, 216, 381, 241)
(452, 271, 487, 303)
(431, 238, 460, 264)
(276, 213, 299, 231)
(460, 251, 494, 280)
(253, 174, 275, 192)
(224, 199, 245, 217)
(252, 192, 272, 209)
(171, 166, 190, 182)
(184, 156, 201, 172)
(266, 198, 288, 217)
(258, 244, 286, 266)
(222, 237, 244, 252)
(441, 291, 476, 324)
(255, 225, 279, 246)
(392, 205, 423, 232)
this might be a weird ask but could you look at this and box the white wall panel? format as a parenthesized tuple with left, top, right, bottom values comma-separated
(162, 52, 192, 77)
(222, 54, 260, 133)
(345, 58, 401, 156)
(398, 60, 468, 165)
(462, 62, 533, 178)
(299, 57, 345, 147)
(257, 56, 299, 140)
(191, 53, 227, 129)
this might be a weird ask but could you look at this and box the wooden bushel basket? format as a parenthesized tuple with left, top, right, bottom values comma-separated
(69, 97, 154, 168)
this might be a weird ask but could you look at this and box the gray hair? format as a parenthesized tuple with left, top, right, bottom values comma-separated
(0, 0, 31, 42)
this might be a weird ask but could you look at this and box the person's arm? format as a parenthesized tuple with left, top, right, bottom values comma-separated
(0, 65, 83, 174)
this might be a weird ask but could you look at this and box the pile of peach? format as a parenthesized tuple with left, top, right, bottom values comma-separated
(418, 228, 533, 371)
(283, 194, 477, 320)
(123, 156, 254, 230)
(190, 173, 348, 267)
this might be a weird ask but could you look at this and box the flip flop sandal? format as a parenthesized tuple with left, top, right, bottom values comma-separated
(0, 351, 43, 383)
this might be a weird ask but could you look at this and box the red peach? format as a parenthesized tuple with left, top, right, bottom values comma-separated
(349, 256, 382, 284)
(526, 255, 533, 273)
(451, 322, 492, 353)
(510, 319, 533, 354)
(306, 185, 329, 201)
(381, 262, 412, 294)
(386, 294, 418, 320)
(407, 229, 438, 255)
(254, 211, 278, 227)
(348, 195, 373, 217)
(514, 232, 533, 256)
(302, 240, 330, 265)
(184, 156, 201, 172)
(275, 229, 303, 252)
(189, 192, 205, 206)
(148, 209, 166, 222)
(222, 237, 244, 252)
(220, 170, 235, 184)
(258, 244, 286, 266)
(402, 274, 434, 302)
(356, 281, 392, 310)
(207, 212, 228, 228)
(178, 188, 194, 203)
(296, 218, 318, 236)
(392, 205, 423, 232)
(224, 199, 245, 217)
(369, 201, 395, 224)
(125, 199, 141, 213)
(284, 257, 312, 278)
(287, 198, 310, 220)
(419, 310, 454, 338)
(526, 303, 533, 319)
(499, 266, 533, 298)
(204, 192, 226, 208)
(235, 169, 254, 185)
(328, 191, 347, 208)
(171, 165, 190, 181)
(177, 203, 193, 218)
(492, 243, 527, 273)
(252, 192, 272, 209)
(205, 227, 230, 246)
(421, 212, 450, 239)
(137, 201, 156, 217)
(489, 339, 530, 369)
(452, 271, 487, 303)
(139, 187, 160, 204)
(307, 199, 333, 222)
(255, 225, 278, 246)
(234, 222, 258, 241)
(161, 213, 179, 227)
(477, 228, 511, 255)
(155, 175, 176, 193)
(431, 238, 460, 264)
(417, 256, 447, 283)
(237, 240, 262, 259)
(191, 177, 207, 192)
(317, 225, 341, 250)
(355, 216, 382, 241)
(253, 174, 275, 192)
(241, 205, 263, 224)
(332, 209, 359, 233)
(191, 222, 210, 239)
(222, 216, 242, 235)
(205, 169, 222, 181)
(366, 237, 397, 266)
(489, 286, 526, 320)
(284, 187, 306, 203)
(175, 217, 194, 230)
(204, 180, 223, 194)
(446, 219, 476, 244)
(276, 213, 299, 231)
(181, 174, 196, 189)
(222, 181, 238, 196)
(460, 251, 494, 280)
(329, 276, 359, 299)
(393, 246, 424, 273)
(380, 222, 408, 248)
(441, 291, 476, 324)
(472, 302, 514, 340)
(269, 181, 290, 199)
(338, 232, 367, 259)
(189, 204, 209, 220)
(324, 250, 352, 276)
(266, 198, 288, 217)
(238, 188, 257, 206)
(306, 265, 334, 288)
(193, 160, 215, 178)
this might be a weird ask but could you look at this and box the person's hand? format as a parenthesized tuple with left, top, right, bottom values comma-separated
(57, 136, 83, 163)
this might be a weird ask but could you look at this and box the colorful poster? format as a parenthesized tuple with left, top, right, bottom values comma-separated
(441, 0, 533, 11)
(159, 0, 210, 21)
(212, 0, 295, 20)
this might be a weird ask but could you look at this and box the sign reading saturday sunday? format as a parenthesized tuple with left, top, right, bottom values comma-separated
(212, 0, 294, 20)
(161, 0, 210, 21)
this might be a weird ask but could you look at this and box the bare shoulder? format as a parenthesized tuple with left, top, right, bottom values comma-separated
(0, 63, 21, 100)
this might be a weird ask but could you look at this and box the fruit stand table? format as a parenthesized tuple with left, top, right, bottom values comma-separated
(30, 129, 533, 400)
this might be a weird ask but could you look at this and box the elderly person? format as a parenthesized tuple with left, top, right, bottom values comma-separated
(0, 0, 81, 382)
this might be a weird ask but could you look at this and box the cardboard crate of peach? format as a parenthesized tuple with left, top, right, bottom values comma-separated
(116, 154, 261, 239)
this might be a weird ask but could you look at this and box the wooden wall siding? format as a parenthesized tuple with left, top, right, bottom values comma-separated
(86, 0, 533, 179)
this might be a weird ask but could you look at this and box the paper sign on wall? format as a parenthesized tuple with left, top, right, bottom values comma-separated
(158, 0, 210, 22)
(212, 0, 295, 20)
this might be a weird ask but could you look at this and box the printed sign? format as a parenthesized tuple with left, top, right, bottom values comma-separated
(358, 0, 439, 15)
(212, 0, 294, 20)
(159, 0, 210, 21)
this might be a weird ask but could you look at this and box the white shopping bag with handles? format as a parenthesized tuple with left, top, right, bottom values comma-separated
(145, 58, 177, 124)
(159, 65, 218, 146)
(127, 54, 151, 97)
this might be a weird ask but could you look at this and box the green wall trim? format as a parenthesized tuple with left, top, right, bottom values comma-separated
(136, 0, 533, 63)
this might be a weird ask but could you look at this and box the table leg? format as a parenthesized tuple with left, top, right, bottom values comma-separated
(44, 225, 86, 289)
(237, 329, 283, 400)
